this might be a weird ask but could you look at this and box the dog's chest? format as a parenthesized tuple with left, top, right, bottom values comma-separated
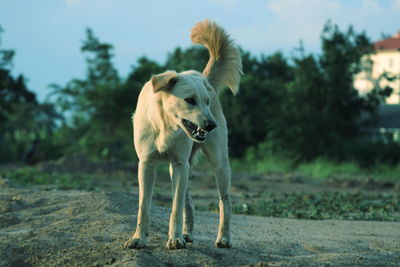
(154, 128, 185, 154)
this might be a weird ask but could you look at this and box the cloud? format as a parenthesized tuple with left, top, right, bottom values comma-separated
(359, 0, 383, 16)
(265, 0, 341, 32)
(261, 0, 342, 53)
(392, 0, 400, 10)
(266, 0, 340, 14)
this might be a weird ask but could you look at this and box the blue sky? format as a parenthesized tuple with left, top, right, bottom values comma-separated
(1, 0, 399, 101)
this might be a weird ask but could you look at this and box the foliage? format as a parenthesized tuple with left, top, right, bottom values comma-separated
(4, 165, 399, 222)
(0, 166, 97, 190)
(50, 29, 141, 160)
(164, 46, 208, 72)
(0, 26, 61, 162)
(231, 146, 293, 174)
(202, 192, 400, 221)
(297, 158, 360, 179)
(220, 51, 293, 157)
(2, 21, 399, 166)
(232, 150, 400, 180)
(264, 22, 391, 161)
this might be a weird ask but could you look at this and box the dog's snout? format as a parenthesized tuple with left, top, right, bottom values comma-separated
(205, 120, 217, 131)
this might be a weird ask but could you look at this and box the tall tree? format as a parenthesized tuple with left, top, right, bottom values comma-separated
(51, 28, 149, 160)
(219, 51, 294, 157)
(0, 26, 60, 162)
(266, 21, 390, 160)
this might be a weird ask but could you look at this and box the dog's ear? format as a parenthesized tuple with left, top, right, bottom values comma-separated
(151, 71, 178, 93)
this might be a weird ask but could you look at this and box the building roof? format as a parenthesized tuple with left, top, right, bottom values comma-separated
(374, 32, 400, 51)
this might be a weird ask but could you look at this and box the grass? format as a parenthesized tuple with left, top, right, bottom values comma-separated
(0, 166, 98, 190)
(199, 192, 400, 221)
(2, 158, 399, 222)
(209, 153, 400, 221)
(297, 159, 360, 179)
(232, 154, 400, 181)
(231, 155, 293, 174)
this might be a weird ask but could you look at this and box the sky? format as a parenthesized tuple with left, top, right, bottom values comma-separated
(0, 0, 399, 101)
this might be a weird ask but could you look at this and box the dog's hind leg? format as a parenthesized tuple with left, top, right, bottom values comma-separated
(124, 160, 156, 249)
(203, 145, 232, 248)
(183, 148, 199, 243)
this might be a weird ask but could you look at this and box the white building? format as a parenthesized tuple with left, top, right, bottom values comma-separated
(354, 32, 400, 104)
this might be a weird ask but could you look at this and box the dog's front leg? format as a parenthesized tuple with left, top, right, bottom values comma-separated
(124, 160, 156, 249)
(166, 161, 189, 249)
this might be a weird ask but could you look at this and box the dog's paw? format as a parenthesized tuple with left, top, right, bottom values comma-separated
(166, 238, 186, 250)
(215, 237, 232, 249)
(124, 237, 146, 249)
(183, 233, 193, 243)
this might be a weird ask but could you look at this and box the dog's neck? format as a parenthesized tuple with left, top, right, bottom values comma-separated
(147, 98, 181, 153)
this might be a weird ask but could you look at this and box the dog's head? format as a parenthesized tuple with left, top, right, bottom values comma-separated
(151, 70, 217, 143)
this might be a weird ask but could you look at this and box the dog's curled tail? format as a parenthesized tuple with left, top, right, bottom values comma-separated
(191, 20, 243, 95)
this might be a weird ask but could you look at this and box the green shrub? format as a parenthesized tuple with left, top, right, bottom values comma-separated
(0, 167, 97, 190)
(297, 158, 359, 179)
(202, 192, 400, 221)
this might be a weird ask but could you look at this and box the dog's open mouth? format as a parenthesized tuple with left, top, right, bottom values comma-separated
(182, 119, 208, 142)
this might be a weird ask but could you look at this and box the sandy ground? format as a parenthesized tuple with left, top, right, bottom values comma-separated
(1, 179, 399, 267)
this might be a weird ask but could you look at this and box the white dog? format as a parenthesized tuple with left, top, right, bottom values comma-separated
(124, 20, 242, 250)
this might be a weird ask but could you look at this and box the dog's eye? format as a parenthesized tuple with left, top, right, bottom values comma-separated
(184, 98, 196, 105)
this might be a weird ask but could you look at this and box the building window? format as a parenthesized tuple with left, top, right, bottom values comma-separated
(389, 58, 393, 68)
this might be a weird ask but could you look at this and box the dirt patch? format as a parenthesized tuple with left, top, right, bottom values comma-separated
(1, 180, 399, 266)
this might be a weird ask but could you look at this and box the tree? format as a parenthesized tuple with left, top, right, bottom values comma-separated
(164, 46, 208, 72)
(0, 26, 60, 162)
(47, 22, 394, 163)
(51, 29, 154, 160)
(265, 21, 390, 161)
(220, 51, 293, 157)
